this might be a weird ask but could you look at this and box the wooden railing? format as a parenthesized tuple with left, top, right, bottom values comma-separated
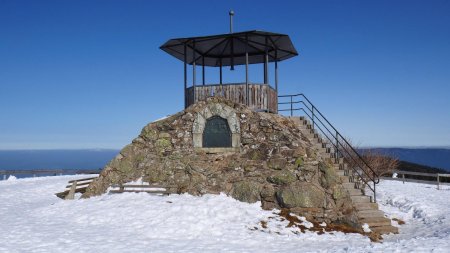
(0, 169, 101, 180)
(186, 83, 277, 113)
(55, 177, 97, 199)
(382, 170, 450, 190)
(109, 184, 173, 194)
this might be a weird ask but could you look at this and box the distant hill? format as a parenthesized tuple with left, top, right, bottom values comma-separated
(1, 148, 449, 173)
(362, 148, 450, 172)
(0, 149, 119, 170)
(397, 160, 447, 174)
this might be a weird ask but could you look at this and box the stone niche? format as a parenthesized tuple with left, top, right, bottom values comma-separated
(192, 103, 240, 152)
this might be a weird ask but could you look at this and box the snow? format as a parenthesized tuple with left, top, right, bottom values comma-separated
(362, 223, 371, 233)
(1, 176, 450, 252)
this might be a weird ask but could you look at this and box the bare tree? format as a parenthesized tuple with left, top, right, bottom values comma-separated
(337, 138, 399, 177)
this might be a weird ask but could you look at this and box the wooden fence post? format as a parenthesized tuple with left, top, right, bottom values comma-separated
(437, 174, 440, 190)
(65, 181, 77, 200)
(402, 173, 405, 184)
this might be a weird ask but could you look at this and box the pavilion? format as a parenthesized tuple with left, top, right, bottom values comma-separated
(160, 30, 298, 113)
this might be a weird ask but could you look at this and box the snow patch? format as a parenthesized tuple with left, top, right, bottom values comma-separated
(1, 176, 450, 252)
(362, 223, 371, 233)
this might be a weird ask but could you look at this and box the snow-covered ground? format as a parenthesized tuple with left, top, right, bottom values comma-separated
(1, 176, 449, 252)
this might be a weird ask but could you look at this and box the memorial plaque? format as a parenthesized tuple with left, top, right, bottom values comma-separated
(203, 116, 232, 147)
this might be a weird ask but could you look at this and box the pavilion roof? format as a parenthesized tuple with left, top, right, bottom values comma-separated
(160, 30, 298, 67)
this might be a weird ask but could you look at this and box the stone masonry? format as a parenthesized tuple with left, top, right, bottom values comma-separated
(83, 97, 358, 227)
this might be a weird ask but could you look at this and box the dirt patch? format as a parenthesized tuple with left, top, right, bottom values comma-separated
(271, 208, 383, 242)
(392, 218, 405, 225)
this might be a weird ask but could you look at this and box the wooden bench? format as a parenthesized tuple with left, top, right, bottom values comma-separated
(55, 177, 97, 200)
(109, 184, 173, 195)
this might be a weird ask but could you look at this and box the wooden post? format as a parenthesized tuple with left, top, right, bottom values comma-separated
(245, 35, 249, 106)
(219, 58, 223, 96)
(219, 58, 223, 85)
(437, 174, 440, 190)
(275, 51, 278, 92)
(202, 56, 205, 86)
(264, 36, 268, 85)
(65, 181, 77, 200)
(402, 173, 405, 184)
(192, 40, 196, 102)
(184, 44, 187, 108)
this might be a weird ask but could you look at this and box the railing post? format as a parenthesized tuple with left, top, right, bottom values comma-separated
(335, 132, 339, 159)
(312, 105, 315, 129)
(437, 174, 440, 190)
(290, 96, 293, 117)
(373, 182, 376, 203)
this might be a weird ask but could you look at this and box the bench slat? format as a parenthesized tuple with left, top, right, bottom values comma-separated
(68, 177, 97, 183)
(65, 181, 92, 188)
(109, 190, 169, 194)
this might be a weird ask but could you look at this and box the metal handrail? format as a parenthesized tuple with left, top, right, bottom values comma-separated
(278, 93, 380, 202)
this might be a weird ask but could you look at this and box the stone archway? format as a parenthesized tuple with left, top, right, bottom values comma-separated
(192, 103, 240, 149)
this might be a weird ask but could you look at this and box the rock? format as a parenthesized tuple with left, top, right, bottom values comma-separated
(260, 184, 275, 199)
(155, 138, 172, 154)
(319, 162, 338, 188)
(159, 132, 171, 138)
(276, 182, 326, 208)
(267, 170, 296, 185)
(268, 157, 287, 170)
(141, 126, 158, 141)
(231, 181, 262, 203)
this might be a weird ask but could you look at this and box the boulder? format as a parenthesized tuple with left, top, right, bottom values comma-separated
(277, 182, 326, 208)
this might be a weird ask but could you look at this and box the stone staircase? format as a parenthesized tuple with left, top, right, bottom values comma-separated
(290, 116, 398, 235)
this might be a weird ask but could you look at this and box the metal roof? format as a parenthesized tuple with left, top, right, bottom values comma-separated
(160, 30, 298, 67)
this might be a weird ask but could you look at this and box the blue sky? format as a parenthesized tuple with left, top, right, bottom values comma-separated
(0, 0, 449, 149)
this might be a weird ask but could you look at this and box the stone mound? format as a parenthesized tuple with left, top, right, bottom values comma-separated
(83, 97, 357, 226)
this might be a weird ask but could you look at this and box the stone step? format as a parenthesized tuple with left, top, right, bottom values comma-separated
(357, 209, 385, 218)
(336, 163, 348, 170)
(318, 151, 333, 159)
(315, 142, 328, 149)
(370, 225, 399, 234)
(336, 170, 351, 176)
(354, 202, 378, 211)
(347, 188, 364, 196)
(342, 182, 356, 189)
(359, 217, 392, 227)
(351, 195, 371, 203)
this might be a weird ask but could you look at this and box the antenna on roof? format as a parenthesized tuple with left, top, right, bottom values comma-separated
(229, 10, 234, 33)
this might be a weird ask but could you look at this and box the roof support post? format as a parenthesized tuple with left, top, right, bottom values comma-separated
(219, 58, 223, 85)
(245, 35, 249, 106)
(264, 37, 268, 85)
(219, 58, 223, 96)
(202, 56, 205, 86)
(184, 44, 187, 108)
(192, 40, 196, 103)
(275, 50, 278, 92)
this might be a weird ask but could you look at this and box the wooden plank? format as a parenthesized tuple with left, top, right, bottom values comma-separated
(65, 181, 92, 188)
(111, 184, 171, 189)
(55, 186, 89, 199)
(68, 177, 97, 183)
(109, 190, 169, 194)
(184, 83, 278, 112)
